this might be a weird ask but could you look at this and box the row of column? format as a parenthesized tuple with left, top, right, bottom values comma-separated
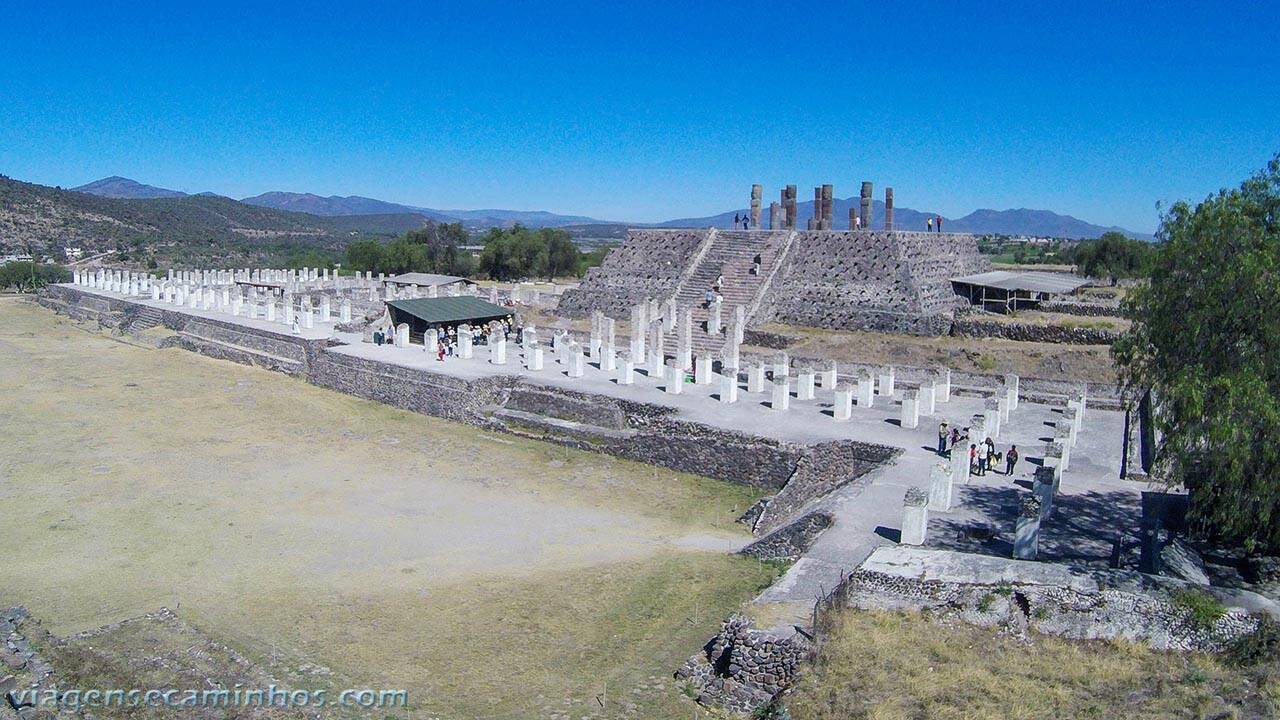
(756, 182, 895, 231)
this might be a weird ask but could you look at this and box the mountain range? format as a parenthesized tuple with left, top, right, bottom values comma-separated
(69, 176, 1152, 239)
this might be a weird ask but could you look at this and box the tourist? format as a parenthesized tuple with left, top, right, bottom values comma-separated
(436, 343, 446, 361)
(854, 215, 862, 230)
(714, 274, 724, 292)
(969, 443, 978, 475)
(374, 329, 383, 346)
(936, 215, 944, 233)
(984, 437, 997, 473)
(937, 421, 949, 455)
(927, 217, 934, 232)
(1005, 444, 1019, 475)
(704, 289, 715, 307)
(975, 440, 989, 476)
(734, 213, 741, 226)
(950, 426, 961, 452)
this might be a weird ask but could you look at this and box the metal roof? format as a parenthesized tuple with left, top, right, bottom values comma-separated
(950, 270, 1089, 295)
(387, 296, 511, 325)
(387, 272, 475, 287)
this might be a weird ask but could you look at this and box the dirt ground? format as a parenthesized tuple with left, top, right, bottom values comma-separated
(0, 298, 775, 719)
(756, 323, 1121, 385)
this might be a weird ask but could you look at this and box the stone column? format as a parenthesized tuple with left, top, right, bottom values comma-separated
(1014, 495, 1042, 560)
(884, 187, 894, 232)
(677, 308, 693, 370)
(695, 354, 712, 384)
(928, 461, 953, 511)
(489, 337, 507, 365)
(617, 353, 635, 385)
(951, 439, 971, 485)
(301, 304, 314, 329)
(770, 377, 790, 411)
(734, 305, 745, 344)
(859, 181, 873, 230)
(527, 342, 544, 370)
(821, 184, 834, 230)
(750, 184, 762, 228)
(458, 326, 474, 358)
(1055, 426, 1073, 469)
(819, 361, 837, 389)
(1033, 466, 1055, 518)
(665, 363, 683, 395)
(856, 371, 875, 407)
(984, 398, 1002, 439)
(648, 323, 665, 375)
(589, 311, 604, 360)
(708, 299, 723, 335)
(810, 187, 822, 230)
(720, 372, 738, 404)
(971, 414, 988, 445)
(567, 342, 585, 377)
(937, 368, 952, 402)
(796, 367, 815, 400)
(849, 207, 858, 230)
(919, 381, 937, 416)
(747, 364, 765, 393)
(1003, 374, 1020, 410)
(339, 298, 352, 323)
(265, 299, 276, 322)
(769, 202, 782, 230)
(629, 304, 647, 359)
(772, 352, 789, 380)
(878, 366, 895, 397)
(833, 383, 854, 421)
(1061, 410, 1079, 447)
(1044, 442, 1065, 476)
(997, 396, 1010, 424)
(394, 323, 409, 347)
(784, 185, 797, 229)
(901, 488, 929, 545)
(901, 390, 920, 429)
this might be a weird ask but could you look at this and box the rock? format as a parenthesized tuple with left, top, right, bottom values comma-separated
(1161, 537, 1211, 586)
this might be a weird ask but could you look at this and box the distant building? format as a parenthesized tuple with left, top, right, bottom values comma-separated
(64, 247, 84, 260)
(0, 253, 34, 265)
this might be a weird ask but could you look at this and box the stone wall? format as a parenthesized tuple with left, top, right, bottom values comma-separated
(1039, 300, 1124, 317)
(757, 230, 988, 334)
(675, 615, 812, 715)
(821, 546, 1272, 653)
(754, 440, 901, 534)
(950, 317, 1121, 345)
(557, 229, 709, 318)
(739, 511, 834, 561)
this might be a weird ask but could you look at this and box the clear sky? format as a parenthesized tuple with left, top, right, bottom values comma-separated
(1, 1, 1276, 232)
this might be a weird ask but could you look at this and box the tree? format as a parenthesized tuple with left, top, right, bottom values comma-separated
(1070, 231, 1154, 284)
(0, 262, 70, 292)
(1113, 153, 1280, 553)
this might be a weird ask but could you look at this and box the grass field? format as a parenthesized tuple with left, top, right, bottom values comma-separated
(785, 610, 1279, 720)
(0, 298, 777, 719)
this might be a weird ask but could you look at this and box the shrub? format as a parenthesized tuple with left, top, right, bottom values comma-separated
(1169, 588, 1227, 629)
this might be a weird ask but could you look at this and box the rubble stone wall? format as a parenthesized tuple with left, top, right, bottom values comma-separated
(557, 229, 709, 318)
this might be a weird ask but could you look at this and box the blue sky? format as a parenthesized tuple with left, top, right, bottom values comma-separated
(1, 1, 1276, 232)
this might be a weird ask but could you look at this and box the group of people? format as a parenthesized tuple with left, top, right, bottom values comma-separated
(936, 421, 1019, 477)
(704, 274, 726, 307)
(925, 215, 945, 232)
(372, 317, 522, 362)
(731, 213, 752, 230)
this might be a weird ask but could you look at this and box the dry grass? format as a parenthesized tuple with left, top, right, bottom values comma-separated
(785, 610, 1278, 720)
(0, 298, 773, 719)
(756, 323, 1119, 385)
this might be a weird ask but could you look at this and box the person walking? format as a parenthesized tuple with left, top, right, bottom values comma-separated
(937, 421, 949, 455)
(1005, 444, 1019, 476)
(976, 439, 989, 476)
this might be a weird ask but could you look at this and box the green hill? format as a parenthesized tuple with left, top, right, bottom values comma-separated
(0, 174, 431, 266)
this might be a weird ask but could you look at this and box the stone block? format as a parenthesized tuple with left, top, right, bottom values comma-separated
(902, 487, 928, 545)
(833, 384, 853, 421)
(720, 373, 738, 404)
(770, 378, 790, 411)
(1014, 494, 1042, 560)
(901, 390, 919, 429)
(927, 461, 952, 511)
(796, 368, 815, 400)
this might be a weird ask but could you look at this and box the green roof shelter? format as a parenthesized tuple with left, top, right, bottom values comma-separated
(386, 297, 513, 343)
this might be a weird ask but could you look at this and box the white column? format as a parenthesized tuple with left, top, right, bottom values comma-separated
(927, 461, 953, 511)
(901, 488, 929, 545)
(857, 372, 875, 408)
(665, 363, 683, 394)
(984, 399, 1001, 439)
(747, 364, 765, 393)
(648, 322, 665, 375)
(833, 384, 854, 420)
(339, 299, 352, 323)
(1005, 373, 1020, 410)
(617, 353, 635, 385)
(901, 390, 920, 429)
(489, 337, 506, 364)
(394, 323, 409, 347)
(319, 296, 331, 322)
(951, 440, 971, 485)
(820, 361, 837, 389)
(796, 368, 815, 401)
(919, 381, 937, 416)
(878, 366, 896, 397)
(708, 299, 722, 335)
(719, 372, 738, 404)
(770, 377, 790, 411)
(567, 343, 585, 377)
(694, 355, 712, 384)
(527, 342, 543, 370)
(676, 308, 693, 370)
(458, 327, 474, 359)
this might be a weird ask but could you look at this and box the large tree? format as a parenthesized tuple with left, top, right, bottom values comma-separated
(1114, 154, 1280, 552)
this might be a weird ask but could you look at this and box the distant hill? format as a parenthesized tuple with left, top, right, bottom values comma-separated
(0, 175, 429, 264)
(658, 197, 1152, 240)
(241, 190, 603, 229)
(73, 175, 188, 199)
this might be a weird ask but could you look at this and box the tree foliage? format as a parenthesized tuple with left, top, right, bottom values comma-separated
(477, 225, 589, 281)
(344, 222, 474, 277)
(0, 262, 71, 292)
(1113, 154, 1280, 552)
(1068, 231, 1155, 283)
